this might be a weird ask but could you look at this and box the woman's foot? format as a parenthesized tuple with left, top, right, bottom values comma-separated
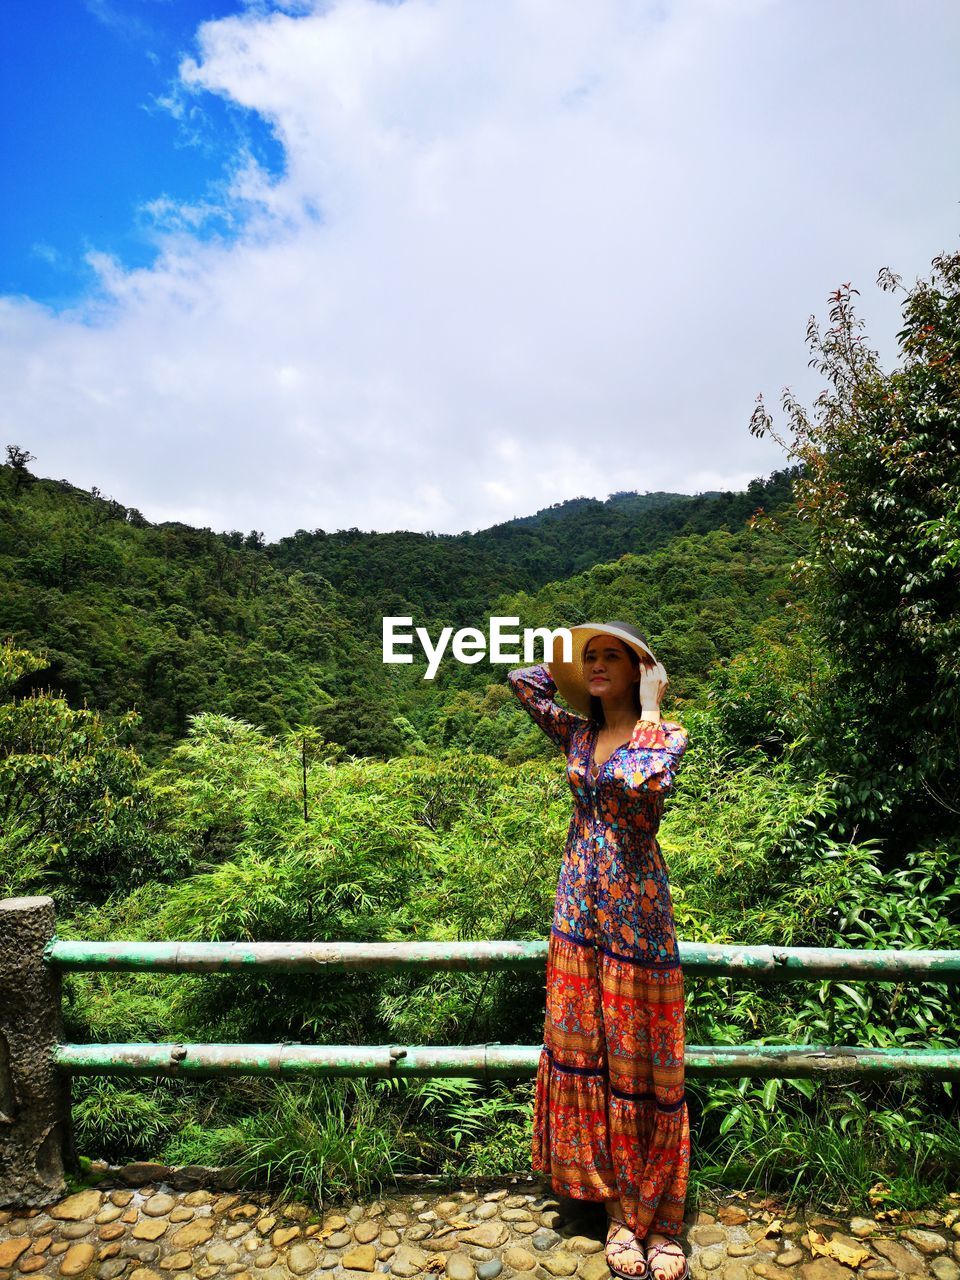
(605, 1214, 648, 1279)
(644, 1233, 688, 1280)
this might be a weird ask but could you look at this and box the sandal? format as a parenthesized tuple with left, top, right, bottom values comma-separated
(605, 1216, 649, 1280)
(644, 1237, 689, 1280)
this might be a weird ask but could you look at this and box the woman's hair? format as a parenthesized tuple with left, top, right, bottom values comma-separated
(586, 631, 653, 726)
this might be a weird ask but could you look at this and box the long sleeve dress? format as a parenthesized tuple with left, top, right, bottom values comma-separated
(507, 663, 691, 1240)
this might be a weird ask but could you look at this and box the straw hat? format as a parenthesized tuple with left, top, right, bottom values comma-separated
(547, 620, 657, 717)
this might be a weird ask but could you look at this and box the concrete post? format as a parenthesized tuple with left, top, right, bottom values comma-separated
(0, 896, 78, 1207)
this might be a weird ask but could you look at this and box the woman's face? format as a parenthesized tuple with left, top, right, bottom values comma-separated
(582, 634, 639, 703)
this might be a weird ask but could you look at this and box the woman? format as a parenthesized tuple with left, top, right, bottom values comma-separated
(507, 621, 690, 1280)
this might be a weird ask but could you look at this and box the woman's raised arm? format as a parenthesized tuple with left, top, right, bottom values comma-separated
(507, 663, 586, 753)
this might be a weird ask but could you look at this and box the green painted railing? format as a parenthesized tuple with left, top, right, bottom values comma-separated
(50, 1041, 960, 1081)
(44, 936, 960, 1081)
(43, 936, 960, 980)
(4, 896, 960, 1206)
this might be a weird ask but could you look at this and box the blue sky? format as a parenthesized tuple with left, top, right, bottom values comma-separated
(1, 0, 282, 304)
(1, 1, 958, 539)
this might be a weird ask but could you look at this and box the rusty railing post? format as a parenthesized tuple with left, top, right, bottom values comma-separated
(0, 896, 78, 1207)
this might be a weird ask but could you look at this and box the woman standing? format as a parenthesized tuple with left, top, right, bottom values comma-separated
(507, 621, 690, 1280)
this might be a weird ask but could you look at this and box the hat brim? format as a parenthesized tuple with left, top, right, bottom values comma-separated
(546, 624, 657, 718)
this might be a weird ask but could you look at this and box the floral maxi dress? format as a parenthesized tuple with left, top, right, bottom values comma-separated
(507, 664, 691, 1238)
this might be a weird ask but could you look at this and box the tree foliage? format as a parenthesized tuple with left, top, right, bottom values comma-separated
(0, 639, 186, 908)
(750, 247, 960, 842)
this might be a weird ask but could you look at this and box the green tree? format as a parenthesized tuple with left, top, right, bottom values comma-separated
(4, 444, 36, 495)
(750, 247, 960, 844)
(314, 694, 405, 759)
(0, 638, 185, 907)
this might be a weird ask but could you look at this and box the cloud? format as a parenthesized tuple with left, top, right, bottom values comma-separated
(83, 0, 159, 45)
(3, 0, 959, 539)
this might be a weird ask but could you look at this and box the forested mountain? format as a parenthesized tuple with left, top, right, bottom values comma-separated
(0, 457, 801, 760)
(402, 512, 808, 762)
(266, 469, 798, 626)
(0, 466, 380, 761)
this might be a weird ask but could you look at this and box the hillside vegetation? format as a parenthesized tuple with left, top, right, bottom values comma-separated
(0, 460, 795, 760)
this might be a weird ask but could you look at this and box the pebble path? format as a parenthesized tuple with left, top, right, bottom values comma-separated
(1, 1169, 958, 1280)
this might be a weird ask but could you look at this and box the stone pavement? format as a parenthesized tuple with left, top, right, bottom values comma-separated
(1, 1171, 959, 1280)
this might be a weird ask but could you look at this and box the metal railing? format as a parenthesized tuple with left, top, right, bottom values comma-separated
(3, 895, 959, 1208)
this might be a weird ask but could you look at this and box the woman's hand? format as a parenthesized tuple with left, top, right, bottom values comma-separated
(638, 660, 669, 720)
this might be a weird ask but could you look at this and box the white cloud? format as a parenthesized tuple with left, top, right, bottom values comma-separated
(2, 0, 959, 538)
